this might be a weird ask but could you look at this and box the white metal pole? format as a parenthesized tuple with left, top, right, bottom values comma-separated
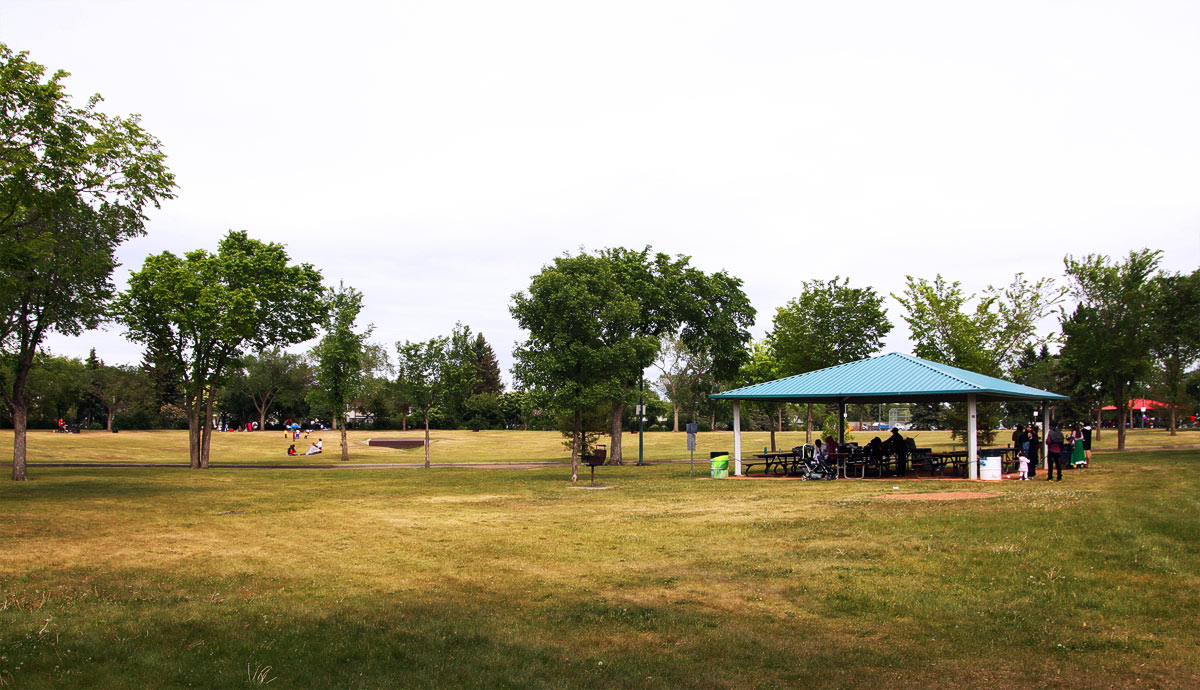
(837, 403, 846, 445)
(1041, 400, 1050, 471)
(732, 400, 743, 475)
(967, 394, 978, 480)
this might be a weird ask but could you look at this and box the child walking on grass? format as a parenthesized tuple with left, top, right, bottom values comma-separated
(1017, 452, 1030, 481)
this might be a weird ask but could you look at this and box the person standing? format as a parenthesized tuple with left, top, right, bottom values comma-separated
(1046, 423, 1064, 481)
(1082, 425, 1092, 467)
(1026, 424, 1039, 478)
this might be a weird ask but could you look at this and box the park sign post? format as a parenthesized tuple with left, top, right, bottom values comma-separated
(686, 422, 698, 475)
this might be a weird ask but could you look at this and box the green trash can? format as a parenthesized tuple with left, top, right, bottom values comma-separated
(710, 454, 730, 479)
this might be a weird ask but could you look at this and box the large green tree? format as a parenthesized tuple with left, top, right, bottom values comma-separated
(768, 276, 893, 443)
(0, 45, 175, 480)
(1148, 269, 1200, 435)
(117, 231, 326, 468)
(514, 247, 753, 469)
(894, 273, 1064, 443)
(395, 336, 449, 469)
(309, 284, 371, 461)
(510, 251, 632, 481)
(1060, 250, 1161, 450)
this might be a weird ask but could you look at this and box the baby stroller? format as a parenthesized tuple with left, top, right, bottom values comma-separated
(795, 445, 836, 481)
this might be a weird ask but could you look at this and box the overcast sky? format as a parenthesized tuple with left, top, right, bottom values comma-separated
(4, 0, 1199, 381)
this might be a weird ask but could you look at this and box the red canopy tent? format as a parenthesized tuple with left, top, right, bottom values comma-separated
(1100, 398, 1173, 411)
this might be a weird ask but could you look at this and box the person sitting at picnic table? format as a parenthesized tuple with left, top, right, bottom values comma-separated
(304, 440, 322, 456)
(824, 436, 839, 456)
(886, 427, 909, 475)
(813, 438, 826, 463)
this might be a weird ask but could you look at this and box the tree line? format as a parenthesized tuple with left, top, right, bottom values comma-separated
(3, 44, 1198, 481)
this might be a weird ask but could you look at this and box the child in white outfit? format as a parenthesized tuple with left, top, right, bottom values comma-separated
(1017, 453, 1030, 481)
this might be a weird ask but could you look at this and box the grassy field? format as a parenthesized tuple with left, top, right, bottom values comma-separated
(1, 442, 1198, 688)
(3, 427, 1198, 466)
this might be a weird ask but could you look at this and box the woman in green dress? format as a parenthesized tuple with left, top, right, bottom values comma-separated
(1070, 424, 1086, 467)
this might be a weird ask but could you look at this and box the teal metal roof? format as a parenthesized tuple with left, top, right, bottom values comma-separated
(711, 352, 1069, 403)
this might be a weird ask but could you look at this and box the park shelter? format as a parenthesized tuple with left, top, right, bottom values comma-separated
(710, 352, 1069, 476)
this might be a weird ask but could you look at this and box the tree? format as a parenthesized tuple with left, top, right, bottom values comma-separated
(395, 337, 449, 469)
(88, 363, 150, 431)
(894, 273, 1064, 444)
(1148, 269, 1200, 435)
(309, 284, 371, 461)
(0, 45, 176, 480)
(1060, 250, 1162, 450)
(653, 337, 713, 432)
(510, 251, 631, 481)
(606, 248, 755, 463)
(242, 348, 311, 431)
(469, 332, 503, 396)
(768, 277, 893, 443)
(117, 231, 326, 468)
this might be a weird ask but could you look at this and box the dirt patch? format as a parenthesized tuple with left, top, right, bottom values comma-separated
(877, 491, 1001, 502)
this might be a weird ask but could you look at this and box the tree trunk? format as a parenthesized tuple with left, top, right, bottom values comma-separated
(805, 403, 813, 445)
(710, 410, 716, 432)
(259, 409, 267, 433)
(423, 410, 431, 468)
(1170, 407, 1176, 436)
(570, 408, 580, 483)
(200, 389, 215, 468)
(187, 390, 202, 469)
(340, 415, 350, 461)
(672, 403, 680, 432)
(609, 403, 624, 465)
(106, 407, 115, 432)
(1093, 408, 1101, 442)
(11, 401, 28, 481)
(1117, 400, 1127, 451)
(401, 411, 407, 431)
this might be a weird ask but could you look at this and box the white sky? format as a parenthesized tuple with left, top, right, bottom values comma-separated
(5, 0, 1199, 381)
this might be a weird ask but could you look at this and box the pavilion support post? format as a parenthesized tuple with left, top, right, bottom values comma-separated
(967, 394, 978, 480)
(1041, 400, 1050, 472)
(733, 400, 742, 476)
(837, 403, 845, 446)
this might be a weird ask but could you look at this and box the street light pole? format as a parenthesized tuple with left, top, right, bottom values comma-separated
(637, 372, 645, 466)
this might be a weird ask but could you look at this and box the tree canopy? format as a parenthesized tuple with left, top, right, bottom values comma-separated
(118, 231, 326, 467)
(1, 44, 176, 480)
(309, 284, 371, 462)
(1060, 249, 1162, 449)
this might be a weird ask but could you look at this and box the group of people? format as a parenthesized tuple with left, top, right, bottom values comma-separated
(811, 427, 910, 476)
(1012, 422, 1090, 481)
(287, 438, 323, 456)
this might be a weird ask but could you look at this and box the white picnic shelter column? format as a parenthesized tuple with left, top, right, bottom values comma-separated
(733, 400, 742, 476)
(967, 393, 978, 480)
(1041, 400, 1050, 471)
(837, 403, 846, 445)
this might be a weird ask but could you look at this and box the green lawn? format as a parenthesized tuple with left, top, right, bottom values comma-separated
(4, 427, 1197, 466)
(1, 446, 1197, 688)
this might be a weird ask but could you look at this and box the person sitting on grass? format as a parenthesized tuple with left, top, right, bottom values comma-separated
(305, 440, 321, 456)
(287, 444, 297, 456)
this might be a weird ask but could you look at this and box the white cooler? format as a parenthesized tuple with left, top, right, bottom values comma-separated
(979, 455, 1002, 481)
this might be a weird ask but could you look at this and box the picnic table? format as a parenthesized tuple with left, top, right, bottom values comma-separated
(745, 451, 800, 476)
